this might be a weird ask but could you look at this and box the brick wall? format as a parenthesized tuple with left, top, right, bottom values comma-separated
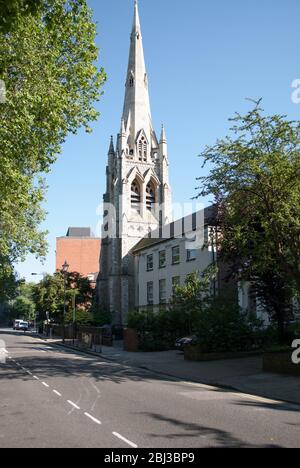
(56, 237, 101, 278)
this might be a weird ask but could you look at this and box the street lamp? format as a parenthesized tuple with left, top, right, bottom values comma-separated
(31, 273, 45, 333)
(62, 260, 69, 343)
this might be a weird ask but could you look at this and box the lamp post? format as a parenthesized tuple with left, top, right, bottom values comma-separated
(31, 272, 45, 333)
(62, 260, 69, 343)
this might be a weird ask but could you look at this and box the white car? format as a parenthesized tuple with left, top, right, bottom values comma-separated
(18, 321, 29, 332)
(13, 320, 22, 330)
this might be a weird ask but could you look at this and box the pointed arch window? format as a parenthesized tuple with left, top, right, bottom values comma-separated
(146, 181, 156, 212)
(131, 180, 141, 212)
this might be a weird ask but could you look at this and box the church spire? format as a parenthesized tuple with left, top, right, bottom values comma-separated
(108, 135, 115, 155)
(122, 0, 152, 151)
(160, 124, 167, 144)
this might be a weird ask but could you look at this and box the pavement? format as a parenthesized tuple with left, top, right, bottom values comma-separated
(1, 329, 300, 448)
(40, 335, 300, 406)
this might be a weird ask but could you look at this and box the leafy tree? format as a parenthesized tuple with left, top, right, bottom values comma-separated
(0, 260, 20, 302)
(169, 269, 217, 335)
(8, 281, 36, 321)
(197, 100, 300, 341)
(64, 308, 93, 326)
(33, 271, 94, 323)
(10, 296, 36, 321)
(0, 1, 42, 33)
(195, 290, 263, 353)
(0, 0, 106, 270)
(127, 268, 219, 351)
(33, 273, 64, 322)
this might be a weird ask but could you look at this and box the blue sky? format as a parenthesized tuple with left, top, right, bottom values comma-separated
(16, 0, 300, 281)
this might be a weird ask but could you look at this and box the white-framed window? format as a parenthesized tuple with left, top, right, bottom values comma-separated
(187, 249, 197, 262)
(159, 250, 166, 269)
(172, 246, 180, 265)
(159, 279, 167, 304)
(147, 282, 154, 305)
(147, 254, 153, 272)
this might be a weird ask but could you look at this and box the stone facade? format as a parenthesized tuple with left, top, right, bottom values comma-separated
(97, 1, 172, 326)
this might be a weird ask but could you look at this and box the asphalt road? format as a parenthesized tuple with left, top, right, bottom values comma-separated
(0, 328, 300, 448)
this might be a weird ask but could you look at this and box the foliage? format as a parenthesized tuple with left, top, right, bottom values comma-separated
(196, 295, 262, 353)
(33, 271, 94, 322)
(127, 269, 219, 351)
(92, 308, 112, 327)
(0, 0, 42, 33)
(0, 0, 106, 267)
(0, 260, 20, 302)
(64, 308, 93, 326)
(10, 296, 35, 322)
(197, 100, 300, 340)
(169, 268, 217, 335)
(8, 281, 36, 321)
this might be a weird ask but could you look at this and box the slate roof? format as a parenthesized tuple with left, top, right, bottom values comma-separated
(66, 227, 92, 238)
(132, 205, 217, 254)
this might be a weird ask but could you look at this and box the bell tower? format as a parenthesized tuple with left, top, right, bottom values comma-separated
(97, 0, 172, 326)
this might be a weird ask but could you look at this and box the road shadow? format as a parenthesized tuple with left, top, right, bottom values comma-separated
(139, 412, 282, 448)
(0, 349, 179, 386)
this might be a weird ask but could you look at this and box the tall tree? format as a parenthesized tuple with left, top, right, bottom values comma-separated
(0, 1, 42, 34)
(33, 271, 94, 322)
(0, 0, 106, 279)
(197, 100, 300, 340)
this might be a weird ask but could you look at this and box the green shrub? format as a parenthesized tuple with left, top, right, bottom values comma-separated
(196, 297, 263, 353)
(64, 308, 93, 326)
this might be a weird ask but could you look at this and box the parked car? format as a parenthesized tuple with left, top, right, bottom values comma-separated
(175, 335, 198, 351)
(18, 321, 29, 332)
(13, 320, 22, 330)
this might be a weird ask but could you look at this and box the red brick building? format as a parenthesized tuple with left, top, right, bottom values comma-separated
(56, 228, 101, 284)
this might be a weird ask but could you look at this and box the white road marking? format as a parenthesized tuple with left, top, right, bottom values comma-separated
(53, 390, 62, 397)
(112, 432, 138, 448)
(67, 400, 80, 410)
(84, 412, 102, 425)
(33, 376, 39, 380)
(26, 370, 33, 376)
(42, 382, 49, 388)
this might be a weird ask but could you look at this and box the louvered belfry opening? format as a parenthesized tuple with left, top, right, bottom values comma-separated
(131, 180, 141, 212)
(146, 181, 155, 211)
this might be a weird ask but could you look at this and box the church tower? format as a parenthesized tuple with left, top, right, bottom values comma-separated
(97, 0, 172, 326)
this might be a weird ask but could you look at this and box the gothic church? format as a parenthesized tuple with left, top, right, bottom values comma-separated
(97, 1, 172, 326)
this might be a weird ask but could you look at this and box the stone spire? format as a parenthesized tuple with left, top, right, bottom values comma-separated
(122, 0, 152, 147)
(160, 124, 167, 144)
(108, 135, 115, 154)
